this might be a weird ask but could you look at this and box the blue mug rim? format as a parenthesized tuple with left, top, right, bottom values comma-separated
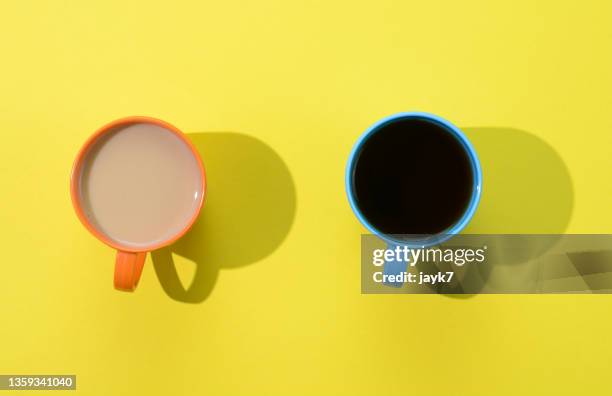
(345, 112, 482, 247)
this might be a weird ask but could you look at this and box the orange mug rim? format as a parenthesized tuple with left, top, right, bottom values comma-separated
(70, 116, 206, 253)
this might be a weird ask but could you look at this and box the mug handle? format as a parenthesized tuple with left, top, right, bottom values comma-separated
(383, 243, 408, 288)
(114, 251, 147, 291)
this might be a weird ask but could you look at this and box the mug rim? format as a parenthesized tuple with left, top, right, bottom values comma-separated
(345, 111, 482, 247)
(70, 116, 206, 253)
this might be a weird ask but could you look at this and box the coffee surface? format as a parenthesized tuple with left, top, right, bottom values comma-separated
(79, 123, 202, 248)
(352, 118, 474, 236)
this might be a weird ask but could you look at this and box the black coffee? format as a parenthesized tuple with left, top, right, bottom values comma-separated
(352, 117, 474, 236)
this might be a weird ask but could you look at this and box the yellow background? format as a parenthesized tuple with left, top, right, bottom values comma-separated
(1, 1, 611, 395)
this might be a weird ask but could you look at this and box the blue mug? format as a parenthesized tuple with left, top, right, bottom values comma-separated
(345, 112, 483, 286)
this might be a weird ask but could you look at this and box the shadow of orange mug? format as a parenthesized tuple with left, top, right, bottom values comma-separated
(70, 116, 206, 291)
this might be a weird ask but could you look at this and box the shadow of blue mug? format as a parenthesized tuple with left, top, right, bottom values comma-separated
(345, 112, 483, 287)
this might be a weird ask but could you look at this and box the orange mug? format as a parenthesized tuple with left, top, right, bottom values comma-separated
(70, 116, 206, 291)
